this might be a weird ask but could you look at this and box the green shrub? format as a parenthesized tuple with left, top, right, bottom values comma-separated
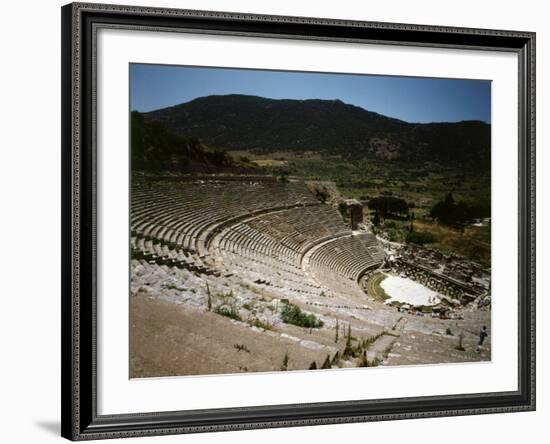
(247, 317, 274, 331)
(281, 353, 289, 371)
(386, 228, 399, 242)
(214, 305, 242, 321)
(242, 301, 254, 311)
(280, 303, 324, 328)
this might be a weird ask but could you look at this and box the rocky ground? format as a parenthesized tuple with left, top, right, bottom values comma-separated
(130, 259, 490, 378)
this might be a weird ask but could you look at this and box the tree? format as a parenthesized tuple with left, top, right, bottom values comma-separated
(373, 211, 380, 227)
(278, 172, 290, 183)
(368, 196, 409, 219)
(130, 111, 238, 172)
(206, 283, 212, 312)
(430, 192, 490, 225)
(338, 201, 348, 219)
(430, 192, 456, 224)
(312, 185, 330, 203)
(343, 323, 354, 358)
(358, 350, 369, 367)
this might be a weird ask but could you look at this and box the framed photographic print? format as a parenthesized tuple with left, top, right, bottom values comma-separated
(61, 2, 536, 440)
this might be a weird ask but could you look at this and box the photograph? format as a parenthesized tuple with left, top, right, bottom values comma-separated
(129, 64, 492, 378)
(56, 0, 537, 440)
(0, 0, 543, 442)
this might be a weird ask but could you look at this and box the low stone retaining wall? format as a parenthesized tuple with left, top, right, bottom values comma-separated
(395, 259, 482, 303)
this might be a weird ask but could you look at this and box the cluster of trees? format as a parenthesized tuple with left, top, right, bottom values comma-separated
(131, 111, 251, 172)
(368, 196, 409, 221)
(430, 193, 490, 225)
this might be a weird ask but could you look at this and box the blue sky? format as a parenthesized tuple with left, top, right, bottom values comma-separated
(130, 64, 491, 124)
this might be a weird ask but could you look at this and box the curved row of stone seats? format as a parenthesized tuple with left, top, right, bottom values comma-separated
(212, 206, 349, 266)
(130, 178, 386, 303)
(245, 205, 350, 258)
(130, 235, 221, 276)
(312, 270, 365, 297)
(130, 258, 253, 312)
(218, 249, 337, 301)
(131, 179, 318, 253)
(306, 233, 384, 294)
(217, 229, 305, 280)
(309, 233, 383, 278)
(215, 221, 302, 269)
(211, 223, 321, 289)
(212, 220, 372, 301)
(211, 206, 384, 299)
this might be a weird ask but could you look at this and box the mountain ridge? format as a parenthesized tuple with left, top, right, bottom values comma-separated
(143, 94, 491, 167)
(144, 94, 487, 125)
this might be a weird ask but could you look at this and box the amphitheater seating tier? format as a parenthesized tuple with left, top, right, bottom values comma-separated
(131, 178, 384, 300)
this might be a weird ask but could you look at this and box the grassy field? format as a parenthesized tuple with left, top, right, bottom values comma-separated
(232, 149, 490, 218)
(413, 221, 491, 266)
(372, 218, 490, 266)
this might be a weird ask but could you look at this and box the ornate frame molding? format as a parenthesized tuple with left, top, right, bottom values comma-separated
(61, 2, 535, 440)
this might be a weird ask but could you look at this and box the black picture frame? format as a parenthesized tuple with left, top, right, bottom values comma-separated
(61, 2, 536, 440)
